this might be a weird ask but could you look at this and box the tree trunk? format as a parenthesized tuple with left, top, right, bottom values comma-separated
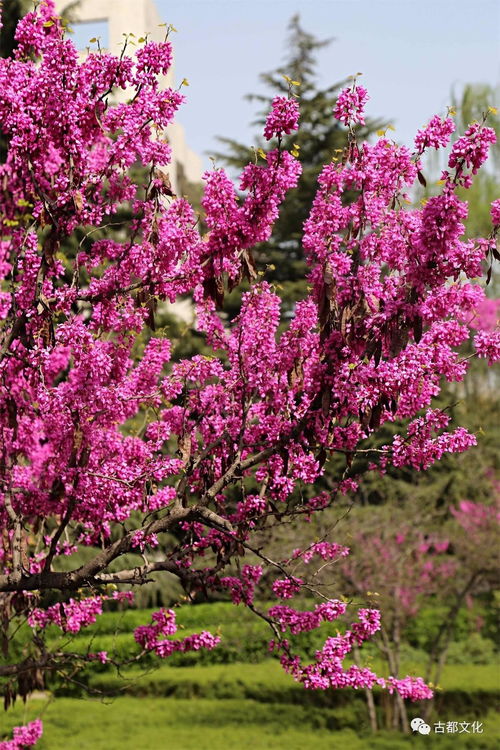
(381, 627, 409, 733)
(353, 643, 378, 732)
(423, 573, 479, 721)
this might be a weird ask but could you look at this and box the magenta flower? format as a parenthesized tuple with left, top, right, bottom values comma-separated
(264, 96, 300, 140)
(414, 114, 455, 152)
(491, 198, 500, 226)
(334, 84, 369, 126)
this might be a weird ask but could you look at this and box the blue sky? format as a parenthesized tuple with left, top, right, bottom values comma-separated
(157, 0, 499, 169)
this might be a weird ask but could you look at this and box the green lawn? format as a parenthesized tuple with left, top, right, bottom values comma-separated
(3, 647, 499, 748)
(3, 698, 499, 750)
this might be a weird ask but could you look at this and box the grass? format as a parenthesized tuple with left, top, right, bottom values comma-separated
(3, 659, 498, 748)
(2, 698, 499, 750)
(3, 603, 498, 747)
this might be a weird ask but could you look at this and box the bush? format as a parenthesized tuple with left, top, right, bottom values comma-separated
(404, 603, 486, 651)
(446, 634, 497, 665)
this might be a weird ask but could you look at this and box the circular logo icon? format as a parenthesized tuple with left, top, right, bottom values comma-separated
(411, 718, 431, 735)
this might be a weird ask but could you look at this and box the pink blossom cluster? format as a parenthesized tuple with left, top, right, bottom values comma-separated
(219, 565, 263, 605)
(474, 329, 500, 365)
(447, 122, 496, 184)
(414, 115, 455, 152)
(0, 721, 43, 750)
(271, 605, 433, 700)
(26, 589, 133, 635)
(272, 576, 303, 599)
(269, 599, 347, 635)
(382, 410, 477, 471)
(112, 591, 135, 604)
(305, 493, 331, 514)
(386, 676, 433, 701)
(333, 84, 369, 125)
(200, 147, 301, 280)
(491, 199, 500, 226)
(134, 608, 178, 648)
(134, 608, 220, 657)
(264, 96, 300, 140)
(130, 530, 160, 551)
(292, 541, 350, 564)
(88, 651, 109, 664)
(135, 40, 173, 81)
(233, 494, 267, 525)
(28, 596, 104, 633)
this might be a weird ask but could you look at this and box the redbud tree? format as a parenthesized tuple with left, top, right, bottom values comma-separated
(337, 504, 492, 731)
(0, 3, 499, 744)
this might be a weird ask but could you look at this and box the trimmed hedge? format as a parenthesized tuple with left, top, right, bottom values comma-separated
(44, 602, 499, 681)
(80, 661, 500, 716)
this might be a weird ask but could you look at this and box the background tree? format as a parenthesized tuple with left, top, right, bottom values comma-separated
(0, 0, 29, 59)
(335, 500, 499, 731)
